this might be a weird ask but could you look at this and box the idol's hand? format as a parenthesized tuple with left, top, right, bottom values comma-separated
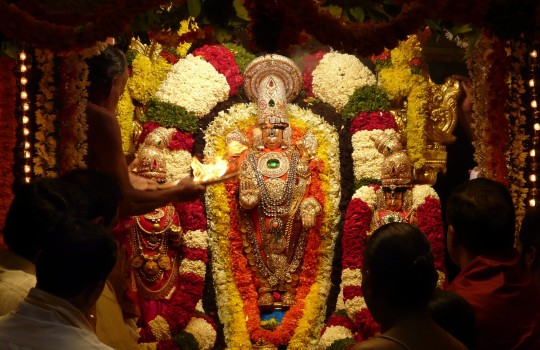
(128, 158, 159, 191)
(300, 197, 322, 229)
(239, 178, 259, 209)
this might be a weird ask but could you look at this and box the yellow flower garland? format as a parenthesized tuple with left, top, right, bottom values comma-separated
(116, 90, 135, 155)
(378, 36, 429, 169)
(128, 54, 171, 105)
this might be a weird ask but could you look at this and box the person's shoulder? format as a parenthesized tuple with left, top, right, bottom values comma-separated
(87, 103, 118, 127)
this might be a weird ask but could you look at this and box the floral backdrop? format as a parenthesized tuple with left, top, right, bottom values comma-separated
(0, 0, 538, 349)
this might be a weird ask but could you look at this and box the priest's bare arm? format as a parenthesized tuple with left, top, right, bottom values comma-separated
(86, 103, 205, 217)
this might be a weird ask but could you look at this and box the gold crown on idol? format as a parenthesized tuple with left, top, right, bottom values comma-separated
(243, 54, 302, 127)
(372, 132, 412, 187)
(136, 127, 175, 182)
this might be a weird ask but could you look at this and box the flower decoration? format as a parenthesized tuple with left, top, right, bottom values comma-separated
(204, 103, 340, 348)
(222, 43, 257, 73)
(154, 54, 229, 117)
(312, 52, 376, 111)
(116, 90, 136, 155)
(192, 45, 243, 97)
(0, 56, 17, 231)
(378, 35, 429, 169)
(143, 99, 198, 133)
(34, 48, 57, 177)
(341, 85, 391, 120)
(301, 51, 326, 99)
(127, 53, 171, 105)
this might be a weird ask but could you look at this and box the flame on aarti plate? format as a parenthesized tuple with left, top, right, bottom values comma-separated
(191, 157, 229, 183)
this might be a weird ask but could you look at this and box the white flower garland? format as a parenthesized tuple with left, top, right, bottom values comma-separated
(184, 317, 217, 350)
(351, 129, 398, 181)
(312, 52, 376, 111)
(317, 326, 354, 350)
(155, 54, 229, 117)
(163, 149, 192, 181)
(352, 186, 377, 210)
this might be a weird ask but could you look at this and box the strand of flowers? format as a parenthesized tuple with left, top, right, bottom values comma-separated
(0, 56, 17, 232)
(319, 185, 445, 348)
(204, 103, 340, 348)
(506, 41, 529, 228)
(57, 52, 90, 172)
(117, 51, 171, 154)
(34, 48, 57, 177)
(467, 34, 491, 176)
(378, 36, 429, 169)
(485, 36, 511, 185)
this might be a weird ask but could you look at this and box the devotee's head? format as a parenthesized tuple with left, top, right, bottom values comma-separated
(518, 207, 540, 284)
(60, 168, 122, 228)
(429, 289, 476, 350)
(3, 178, 88, 262)
(446, 178, 515, 266)
(362, 222, 438, 325)
(35, 217, 117, 306)
(86, 45, 128, 105)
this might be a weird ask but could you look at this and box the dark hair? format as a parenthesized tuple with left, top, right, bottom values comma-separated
(446, 178, 515, 255)
(86, 45, 127, 101)
(363, 222, 438, 311)
(519, 207, 540, 269)
(35, 217, 117, 299)
(60, 168, 122, 227)
(3, 178, 88, 261)
(429, 289, 476, 349)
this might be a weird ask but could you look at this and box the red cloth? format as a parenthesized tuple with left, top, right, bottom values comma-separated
(448, 248, 540, 350)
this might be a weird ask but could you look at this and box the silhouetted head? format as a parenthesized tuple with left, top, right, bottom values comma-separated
(3, 178, 88, 262)
(60, 168, 121, 228)
(429, 289, 476, 349)
(86, 45, 127, 104)
(362, 222, 438, 323)
(446, 178, 515, 261)
(35, 217, 117, 300)
(519, 207, 540, 274)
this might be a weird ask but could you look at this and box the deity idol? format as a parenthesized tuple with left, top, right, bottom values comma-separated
(116, 127, 184, 323)
(370, 132, 417, 229)
(229, 55, 322, 310)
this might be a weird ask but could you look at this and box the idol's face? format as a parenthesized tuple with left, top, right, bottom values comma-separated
(384, 190, 404, 212)
(262, 126, 284, 150)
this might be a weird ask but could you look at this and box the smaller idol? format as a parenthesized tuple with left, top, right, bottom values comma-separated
(370, 132, 417, 230)
(116, 127, 184, 323)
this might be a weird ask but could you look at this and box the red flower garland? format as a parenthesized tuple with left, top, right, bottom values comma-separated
(0, 56, 17, 241)
(137, 121, 195, 153)
(192, 45, 244, 97)
(416, 196, 446, 273)
(301, 51, 326, 98)
(350, 111, 398, 134)
(485, 36, 511, 185)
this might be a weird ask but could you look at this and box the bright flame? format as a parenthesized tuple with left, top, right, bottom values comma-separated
(191, 157, 228, 183)
(227, 141, 248, 157)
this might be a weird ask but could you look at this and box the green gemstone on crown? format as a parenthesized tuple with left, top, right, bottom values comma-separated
(267, 159, 280, 168)
(269, 99, 275, 107)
